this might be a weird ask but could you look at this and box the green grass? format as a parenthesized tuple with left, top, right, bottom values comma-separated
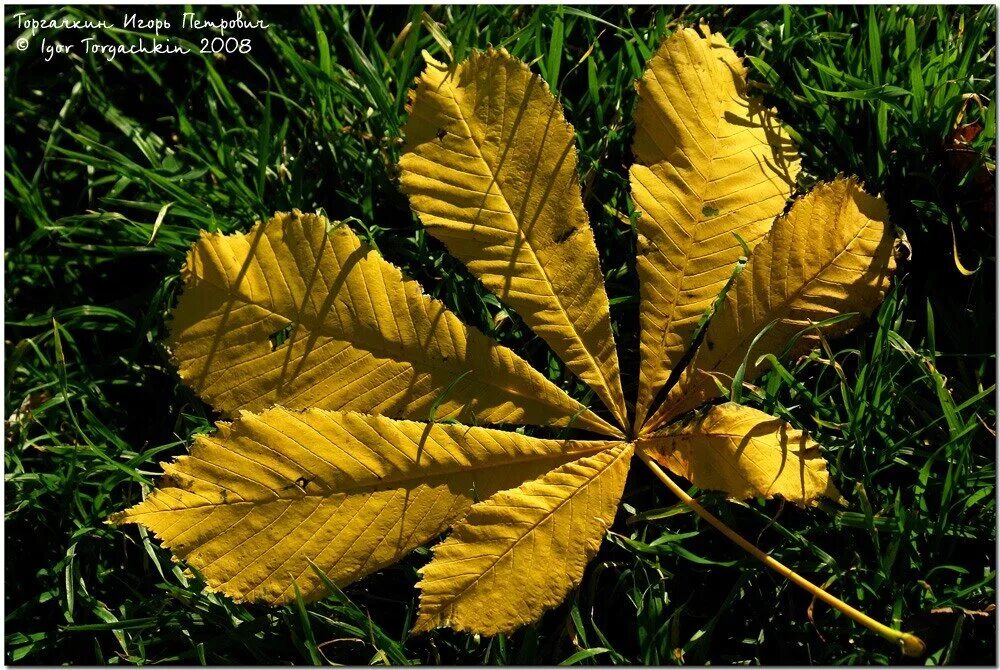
(5, 5, 996, 665)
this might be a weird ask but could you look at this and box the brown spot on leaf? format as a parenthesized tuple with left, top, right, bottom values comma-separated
(554, 227, 578, 244)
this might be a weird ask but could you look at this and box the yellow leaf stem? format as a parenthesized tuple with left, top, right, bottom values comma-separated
(638, 451, 925, 657)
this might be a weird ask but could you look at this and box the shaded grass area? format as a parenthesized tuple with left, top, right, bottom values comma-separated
(5, 5, 996, 664)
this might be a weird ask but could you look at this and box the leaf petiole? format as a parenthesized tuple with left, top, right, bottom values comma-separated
(637, 451, 926, 657)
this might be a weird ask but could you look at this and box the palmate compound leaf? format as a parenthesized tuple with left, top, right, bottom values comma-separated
(644, 177, 897, 433)
(169, 211, 621, 438)
(413, 443, 632, 635)
(113, 32, 906, 645)
(110, 407, 621, 604)
(630, 26, 801, 431)
(637, 403, 844, 506)
(399, 49, 628, 431)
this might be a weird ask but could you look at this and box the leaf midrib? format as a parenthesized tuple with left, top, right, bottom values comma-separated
(189, 270, 576, 411)
(440, 67, 625, 427)
(423, 444, 628, 608)
(704, 186, 871, 373)
(133, 439, 619, 513)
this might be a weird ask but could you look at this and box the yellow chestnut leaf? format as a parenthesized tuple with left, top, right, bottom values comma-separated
(169, 211, 620, 437)
(645, 177, 896, 431)
(630, 26, 801, 430)
(110, 407, 619, 604)
(413, 443, 632, 635)
(113, 33, 900, 643)
(638, 403, 843, 506)
(400, 49, 628, 430)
